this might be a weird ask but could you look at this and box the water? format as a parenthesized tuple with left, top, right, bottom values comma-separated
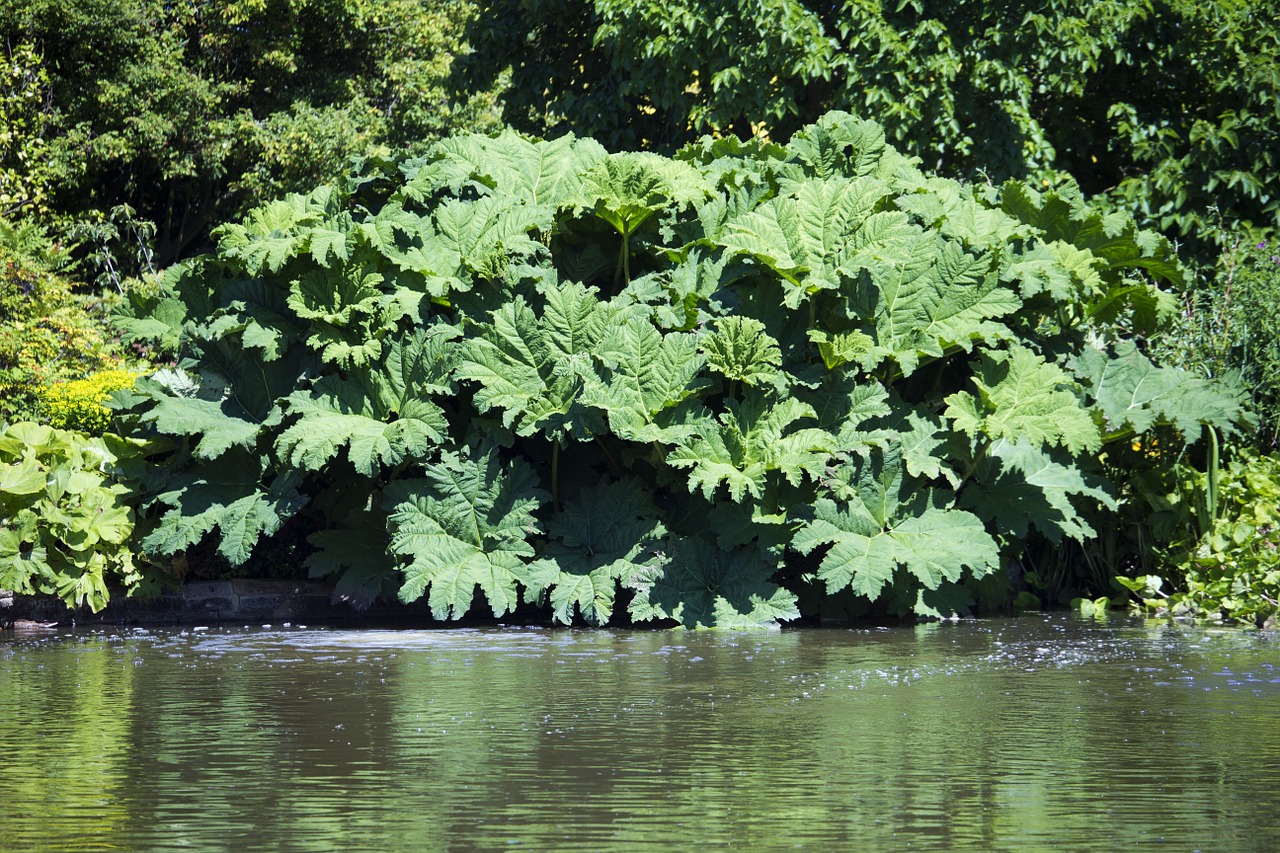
(2, 615, 1277, 852)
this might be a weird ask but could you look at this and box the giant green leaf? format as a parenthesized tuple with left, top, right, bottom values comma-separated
(306, 509, 400, 608)
(216, 186, 340, 275)
(143, 455, 306, 566)
(799, 374, 893, 451)
(783, 112, 893, 182)
(1072, 341, 1250, 440)
(945, 345, 1101, 454)
(719, 175, 892, 304)
(387, 446, 547, 619)
(581, 317, 705, 444)
(433, 195, 547, 280)
(998, 181, 1184, 287)
(525, 478, 666, 625)
(895, 176, 1029, 249)
(572, 152, 712, 237)
(699, 316, 784, 389)
(791, 446, 998, 599)
(286, 266, 422, 367)
(849, 233, 1019, 376)
(668, 392, 835, 501)
(135, 374, 261, 461)
(626, 536, 799, 629)
(276, 327, 453, 475)
(961, 439, 1116, 543)
(456, 283, 628, 441)
(413, 129, 608, 209)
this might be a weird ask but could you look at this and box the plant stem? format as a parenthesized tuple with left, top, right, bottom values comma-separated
(1203, 425, 1220, 531)
(595, 435, 622, 475)
(622, 224, 632, 287)
(551, 440, 561, 511)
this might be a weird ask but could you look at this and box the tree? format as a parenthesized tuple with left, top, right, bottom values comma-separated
(460, 0, 1280, 258)
(0, 0, 502, 268)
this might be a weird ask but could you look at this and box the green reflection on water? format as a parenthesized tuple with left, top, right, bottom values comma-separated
(1, 617, 1277, 852)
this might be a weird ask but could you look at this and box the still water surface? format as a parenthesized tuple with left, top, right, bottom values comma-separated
(2, 615, 1278, 852)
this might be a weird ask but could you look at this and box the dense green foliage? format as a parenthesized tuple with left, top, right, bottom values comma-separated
(462, 0, 1279, 261)
(0, 0, 501, 269)
(109, 113, 1245, 625)
(0, 422, 155, 611)
(0, 219, 136, 425)
(1119, 444, 1280, 627)
(0, 41, 49, 218)
(1158, 236, 1280, 447)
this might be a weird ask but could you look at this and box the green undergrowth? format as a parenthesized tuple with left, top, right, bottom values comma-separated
(1119, 445, 1280, 628)
(105, 112, 1247, 626)
(0, 218, 141, 426)
(0, 422, 160, 611)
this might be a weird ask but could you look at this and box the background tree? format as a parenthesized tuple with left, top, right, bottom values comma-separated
(461, 0, 1279, 260)
(0, 0, 502, 269)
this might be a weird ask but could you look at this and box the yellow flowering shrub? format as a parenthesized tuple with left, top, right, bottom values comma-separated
(1, 219, 133, 425)
(39, 369, 140, 434)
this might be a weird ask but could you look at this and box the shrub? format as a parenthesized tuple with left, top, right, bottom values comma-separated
(1155, 225, 1280, 448)
(0, 422, 153, 611)
(0, 218, 134, 425)
(1119, 448, 1280, 628)
(111, 113, 1247, 626)
(39, 369, 141, 434)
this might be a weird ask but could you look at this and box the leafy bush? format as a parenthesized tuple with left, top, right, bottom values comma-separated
(0, 0, 503, 272)
(1156, 228, 1280, 447)
(461, 0, 1279, 266)
(1119, 448, 1280, 628)
(0, 219, 132, 425)
(113, 113, 1247, 626)
(0, 422, 153, 611)
(39, 369, 141, 435)
(0, 41, 50, 219)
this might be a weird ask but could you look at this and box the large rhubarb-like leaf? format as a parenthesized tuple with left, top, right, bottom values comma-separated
(526, 478, 666, 625)
(275, 326, 453, 476)
(668, 392, 835, 502)
(849, 233, 1019, 376)
(791, 446, 998, 599)
(945, 345, 1101, 454)
(217, 186, 340, 276)
(306, 509, 400, 608)
(143, 450, 306, 565)
(410, 129, 608, 209)
(387, 446, 547, 619)
(1072, 341, 1250, 440)
(581, 316, 705, 444)
(961, 439, 1117, 543)
(626, 536, 799, 629)
(719, 176, 892, 305)
(699, 316, 784, 390)
(456, 282, 633, 441)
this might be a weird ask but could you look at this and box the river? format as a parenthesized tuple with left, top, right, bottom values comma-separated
(2, 615, 1277, 851)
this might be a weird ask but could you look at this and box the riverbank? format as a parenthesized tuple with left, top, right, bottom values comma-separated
(0, 580, 438, 627)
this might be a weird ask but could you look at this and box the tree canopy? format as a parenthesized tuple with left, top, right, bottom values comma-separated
(0, 0, 501, 266)
(461, 0, 1280, 257)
